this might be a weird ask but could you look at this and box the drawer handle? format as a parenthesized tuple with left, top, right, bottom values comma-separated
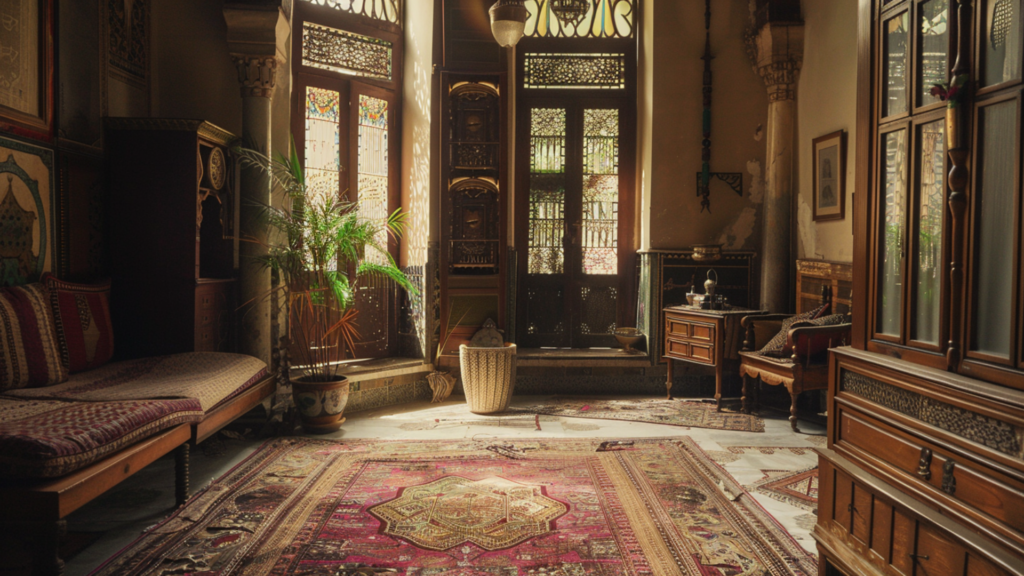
(942, 460, 957, 495)
(846, 504, 858, 514)
(909, 554, 930, 562)
(917, 448, 932, 481)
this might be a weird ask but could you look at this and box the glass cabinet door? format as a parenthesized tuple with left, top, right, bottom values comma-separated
(912, 120, 946, 345)
(878, 128, 908, 338)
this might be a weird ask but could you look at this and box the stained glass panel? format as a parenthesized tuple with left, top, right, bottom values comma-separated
(523, 53, 626, 90)
(914, 120, 945, 344)
(525, 0, 635, 39)
(302, 22, 393, 81)
(582, 109, 619, 276)
(878, 129, 907, 337)
(358, 95, 390, 267)
(919, 0, 950, 106)
(528, 108, 566, 275)
(300, 0, 402, 25)
(304, 86, 341, 207)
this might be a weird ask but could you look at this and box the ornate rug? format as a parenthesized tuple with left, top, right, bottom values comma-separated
(92, 437, 815, 575)
(751, 467, 819, 513)
(510, 397, 765, 432)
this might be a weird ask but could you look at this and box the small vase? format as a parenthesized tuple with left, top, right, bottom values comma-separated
(291, 376, 350, 434)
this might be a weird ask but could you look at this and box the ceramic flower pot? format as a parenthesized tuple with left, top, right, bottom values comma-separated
(291, 376, 350, 434)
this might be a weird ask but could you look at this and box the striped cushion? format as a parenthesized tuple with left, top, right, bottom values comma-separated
(759, 304, 829, 358)
(43, 274, 115, 373)
(0, 283, 68, 390)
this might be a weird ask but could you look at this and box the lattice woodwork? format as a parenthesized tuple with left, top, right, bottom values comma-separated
(582, 109, 619, 275)
(302, 21, 393, 80)
(449, 179, 500, 274)
(528, 108, 567, 275)
(525, 0, 635, 39)
(450, 83, 500, 176)
(579, 285, 617, 336)
(300, 0, 402, 25)
(523, 53, 626, 90)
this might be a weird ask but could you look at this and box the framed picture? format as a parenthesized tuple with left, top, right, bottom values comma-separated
(813, 130, 847, 222)
(0, 135, 56, 286)
(0, 0, 54, 141)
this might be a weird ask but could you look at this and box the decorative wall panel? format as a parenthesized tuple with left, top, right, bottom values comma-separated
(525, 0, 635, 39)
(107, 0, 148, 85)
(0, 136, 55, 286)
(449, 82, 500, 177)
(449, 179, 499, 274)
(523, 53, 626, 90)
(300, 0, 402, 26)
(302, 22, 393, 81)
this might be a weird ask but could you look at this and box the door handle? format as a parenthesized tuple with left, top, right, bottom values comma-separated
(571, 221, 582, 245)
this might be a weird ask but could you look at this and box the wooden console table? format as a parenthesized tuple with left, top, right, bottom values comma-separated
(663, 306, 766, 409)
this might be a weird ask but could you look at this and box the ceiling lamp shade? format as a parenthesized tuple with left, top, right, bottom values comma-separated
(489, 0, 528, 48)
(551, 0, 589, 25)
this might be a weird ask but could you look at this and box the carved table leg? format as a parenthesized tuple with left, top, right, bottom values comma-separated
(175, 443, 190, 507)
(666, 359, 674, 400)
(741, 373, 750, 414)
(789, 390, 800, 433)
(714, 363, 723, 412)
(32, 519, 66, 576)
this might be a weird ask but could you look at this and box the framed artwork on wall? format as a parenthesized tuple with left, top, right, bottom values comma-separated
(0, 135, 56, 286)
(812, 130, 846, 222)
(0, 0, 54, 141)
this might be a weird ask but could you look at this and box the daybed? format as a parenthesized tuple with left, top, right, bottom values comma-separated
(0, 278, 275, 576)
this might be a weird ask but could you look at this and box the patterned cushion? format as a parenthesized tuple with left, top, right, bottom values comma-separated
(5, 352, 268, 413)
(43, 274, 115, 374)
(0, 397, 203, 478)
(759, 304, 829, 358)
(0, 283, 68, 390)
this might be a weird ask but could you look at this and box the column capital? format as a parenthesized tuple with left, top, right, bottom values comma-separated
(224, 3, 290, 98)
(745, 21, 805, 102)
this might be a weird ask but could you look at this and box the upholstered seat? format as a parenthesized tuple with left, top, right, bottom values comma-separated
(4, 352, 268, 414)
(0, 398, 203, 478)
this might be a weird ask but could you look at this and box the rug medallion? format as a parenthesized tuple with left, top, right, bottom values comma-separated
(92, 438, 815, 576)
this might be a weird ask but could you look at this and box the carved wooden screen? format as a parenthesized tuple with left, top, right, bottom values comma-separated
(292, 1, 402, 359)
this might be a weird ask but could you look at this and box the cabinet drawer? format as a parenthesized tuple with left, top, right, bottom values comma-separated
(689, 343, 715, 364)
(836, 405, 1024, 540)
(666, 318, 689, 338)
(689, 322, 715, 342)
(666, 339, 690, 359)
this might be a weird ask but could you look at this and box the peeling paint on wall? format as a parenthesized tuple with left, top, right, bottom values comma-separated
(717, 160, 765, 249)
(797, 192, 818, 259)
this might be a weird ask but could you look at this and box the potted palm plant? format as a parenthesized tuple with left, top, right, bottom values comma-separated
(237, 141, 417, 434)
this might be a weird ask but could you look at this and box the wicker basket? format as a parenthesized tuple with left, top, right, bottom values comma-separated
(459, 343, 517, 414)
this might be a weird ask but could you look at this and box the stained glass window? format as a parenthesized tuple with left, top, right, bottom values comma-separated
(582, 109, 619, 275)
(525, 0, 635, 39)
(302, 22, 393, 81)
(304, 86, 342, 207)
(300, 0, 402, 25)
(528, 108, 567, 275)
(358, 95, 390, 266)
(523, 53, 626, 90)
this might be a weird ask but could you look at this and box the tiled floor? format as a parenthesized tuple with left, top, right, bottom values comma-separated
(62, 395, 824, 576)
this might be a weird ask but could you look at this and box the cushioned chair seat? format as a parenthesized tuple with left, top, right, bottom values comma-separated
(0, 397, 203, 478)
(4, 352, 268, 414)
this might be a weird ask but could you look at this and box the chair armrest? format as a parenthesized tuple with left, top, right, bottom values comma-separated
(787, 323, 852, 362)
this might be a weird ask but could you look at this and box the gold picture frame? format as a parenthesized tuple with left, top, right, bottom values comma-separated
(0, 0, 54, 140)
(812, 130, 847, 222)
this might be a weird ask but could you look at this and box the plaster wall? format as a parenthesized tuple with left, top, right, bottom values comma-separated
(795, 0, 858, 262)
(648, 0, 769, 251)
(400, 0, 434, 270)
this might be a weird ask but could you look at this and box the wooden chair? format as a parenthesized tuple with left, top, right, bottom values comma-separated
(738, 289, 851, 432)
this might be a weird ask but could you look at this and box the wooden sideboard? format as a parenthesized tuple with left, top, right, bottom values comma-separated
(816, 347, 1024, 576)
(796, 260, 852, 316)
(662, 306, 765, 408)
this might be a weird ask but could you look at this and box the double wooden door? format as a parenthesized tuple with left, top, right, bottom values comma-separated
(516, 99, 632, 348)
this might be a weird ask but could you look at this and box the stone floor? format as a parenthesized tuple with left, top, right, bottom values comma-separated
(61, 395, 824, 576)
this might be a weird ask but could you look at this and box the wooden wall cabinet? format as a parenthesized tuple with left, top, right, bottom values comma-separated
(106, 119, 237, 359)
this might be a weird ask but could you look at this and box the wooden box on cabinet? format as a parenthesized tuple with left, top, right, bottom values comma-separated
(106, 119, 238, 359)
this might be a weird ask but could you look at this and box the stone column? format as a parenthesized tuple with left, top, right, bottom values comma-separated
(224, 5, 290, 365)
(749, 20, 804, 313)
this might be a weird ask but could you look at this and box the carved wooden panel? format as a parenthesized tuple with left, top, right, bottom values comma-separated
(450, 82, 500, 177)
(449, 178, 499, 274)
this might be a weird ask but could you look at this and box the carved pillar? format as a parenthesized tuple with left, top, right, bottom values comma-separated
(748, 19, 804, 313)
(224, 5, 289, 366)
